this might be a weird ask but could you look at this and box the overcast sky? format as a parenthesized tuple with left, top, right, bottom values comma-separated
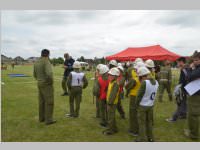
(1, 10, 200, 59)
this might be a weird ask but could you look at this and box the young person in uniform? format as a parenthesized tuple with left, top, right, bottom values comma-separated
(145, 59, 156, 79)
(135, 67, 159, 142)
(95, 65, 110, 127)
(93, 64, 104, 118)
(103, 67, 120, 135)
(66, 61, 88, 118)
(158, 60, 172, 102)
(116, 65, 126, 119)
(125, 62, 142, 136)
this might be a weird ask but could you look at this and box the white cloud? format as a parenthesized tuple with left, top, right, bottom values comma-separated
(1, 10, 200, 59)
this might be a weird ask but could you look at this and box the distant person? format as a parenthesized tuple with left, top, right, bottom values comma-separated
(135, 67, 159, 142)
(33, 49, 56, 125)
(158, 60, 173, 102)
(66, 61, 88, 118)
(166, 57, 189, 123)
(184, 51, 200, 140)
(11, 62, 15, 70)
(61, 53, 75, 96)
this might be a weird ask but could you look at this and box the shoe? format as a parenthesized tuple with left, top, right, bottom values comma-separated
(102, 130, 116, 135)
(61, 92, 68, 96)
(184, 129, 199, 140)
(121, 115, 126, 119)
(128, 130, 138, 137)
(148, 138, 154, 142)
(96, 115, 100, 118)
(45, 120, 57, 125)
(100, 123, 107, 128)
(166, 118, 176, 123)
(65, 114, 74, 118)
(134, 139, 142, 142)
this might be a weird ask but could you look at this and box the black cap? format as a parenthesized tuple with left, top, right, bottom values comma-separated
(41, 49, 50, 57)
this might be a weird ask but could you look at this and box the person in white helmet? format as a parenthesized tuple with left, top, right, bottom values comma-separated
(94, 65, 110, 127)
(135, 67, 159, 142)
(93, 64, 104, 118)
(135, 58, 144, 64)
(66, 61, 88, 118)
(125, 61, 142, 136)
(116, 65, 126, 119)
(135, 62, 146, 70)
(109, 60, 118, 69)
(103, 67, 120, 135)
(145, 59, 156, 79)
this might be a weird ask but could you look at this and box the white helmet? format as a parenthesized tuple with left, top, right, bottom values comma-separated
(145, 59, 155, 68)
(126, 61, 130, 67)
(118, 63, 122, 67)
(134, 61, 145, 69)
(117, 65, 124, 72)
(99, 65, 109, 75)
(96, 64, 104, 70)
(135, 58, 144, 64)
(73, 61, 81, 69)
(108, 67, 120, 76)
(109, 60, 118, 67)
(137, 66, 150, 77)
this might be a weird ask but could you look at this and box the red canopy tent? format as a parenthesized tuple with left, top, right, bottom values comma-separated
(106, 45, 180, 62)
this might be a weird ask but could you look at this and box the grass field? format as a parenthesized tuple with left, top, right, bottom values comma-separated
(1, 65, 200, 142)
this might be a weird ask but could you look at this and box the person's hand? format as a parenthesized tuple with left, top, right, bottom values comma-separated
(190, 63, 195, 69)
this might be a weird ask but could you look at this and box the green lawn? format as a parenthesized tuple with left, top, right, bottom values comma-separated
(1, 65, 199, 142)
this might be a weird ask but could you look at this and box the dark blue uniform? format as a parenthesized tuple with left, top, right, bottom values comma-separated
(172, 66, 190, 121)
(62, 57, 75, 94)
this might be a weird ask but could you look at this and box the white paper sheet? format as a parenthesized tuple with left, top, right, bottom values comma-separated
(184, 79, 200, 96)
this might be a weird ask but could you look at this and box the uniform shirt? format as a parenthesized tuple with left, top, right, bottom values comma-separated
(98, 74, 109, 100)
(33, 57, 53, 85)
(107, 80, 120, 105)
(139, 80, 159, 107)
(93, 73, 108, 98)
(63, 57, 75, 77)
(71, 71, 85, 86)
(136, 78, 158, 107)
(67, 70, 88, 90)
(125, 69, 140, 96)
(159, 66, 172, 81)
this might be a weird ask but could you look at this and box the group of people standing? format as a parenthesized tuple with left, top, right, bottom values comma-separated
(93, 58, 159, 141)
(33, 49, 200, 141)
